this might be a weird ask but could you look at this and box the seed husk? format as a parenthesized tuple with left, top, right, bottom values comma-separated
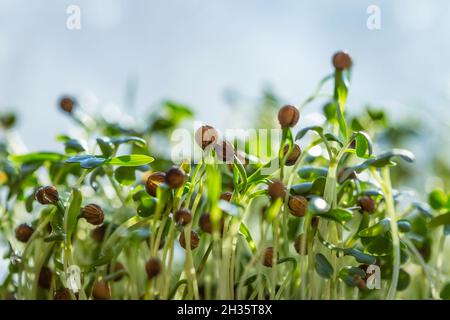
(145, 172, 166, 197)
(174, 208, 192, 226)
(220, 191, 233, 202)
(35, 186, 59, 205)
(358, 196, 375, 214)
(214, 141, 235, 162)
(165, 167, 186, 189)
(199, 213, 224, 234)
(288, 196, 308, 217)
(263, 247, 275, 268)
(15, 224, 34, 243)
(294, 235, 308, 255)
(195, 125, 219, 150)
(38, 266, 52, 289)
(179, 230, 200, 250)
(145, 257, 162, 279)
(92, 280, 111, 300)
(332, 51, 352, 70)
(268, 180, 286, 200)
(283, 144, 301, 166)
(278, 105, 300, 128)
(81, 204, 105, 225)
(59, 96, 76, 113)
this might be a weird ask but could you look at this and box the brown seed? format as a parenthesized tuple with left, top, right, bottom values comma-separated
(165, 167, 186, 189)
(54, 288, 72, 300)
(283, 144, 301, 166)
(199, 213, 224, 234)
(92, 280, 111, 300)
(59, 96, 76, 113)
(145, 257, 162, 279)
(35, 186, 59, 205)
(112, 262, 125, 282)
(91, 224, 107, 243)
(81, 204, 104, 225)
(174, 208, 192, 226)
(294, 235, 308, 255)
(145, 172, 166, 197)
(195, 125, 219, 150)
(268, 180, 286, 200)
(358, 196, 375, 214)
(278, 105, 300, 128)
(220, 191, 233, 202)
(214, 141, 235, 162)
(288, 196, 308, 217)
(332, 51, 352, 70)
(15, 224, 34, 243)
(179, 230, 200, 250)
(262, 247, 275, 268)
(38, 266, 52, 289)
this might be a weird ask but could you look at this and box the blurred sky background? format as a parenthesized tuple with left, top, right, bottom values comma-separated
(0, 0, 450, 158)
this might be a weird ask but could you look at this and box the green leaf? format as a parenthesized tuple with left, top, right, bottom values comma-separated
(324, 133, 344, 147)
(440, 283, 450, 300)
(239, 222, 256, 254)
(97, 137, 114, 157)
(295, 126, 324, 141)
(339, 266, 366, 287)
(358, 218, 390, 237)
(64, 139, 85, 154)
(428, 190, 448, 210)
(363, 236, 392, 256)
(298, 166, 328, 179)
(66, 188, 82, 239)
(317, 208, 352, 225)
(398, 219, 412, 233)
(343, 248, 377, 265)
(133, 190, 158, 217)
(354, 131, 373, 158)
(368, 149, 415, 167)
(107, 155, 154, 167)
(114, 167, 137, 186)
(111, 136, 146, 148)
(11, 152, 65, 163)
(315, 253, 334, 279)
(428, 212, 450, 229)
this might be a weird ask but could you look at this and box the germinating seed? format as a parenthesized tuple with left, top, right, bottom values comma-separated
(35, 186, 59, 205)
(179, 230, 200, 250)
(145, 172, 166, 197)
(358, 196, 376, 214)
(288, 195, 308, 217)
(195, 125, 219, 150)
(283, 144, 301, 166)
(268, 180, 286, 200)
(174, 208, 192, 226)
(332, 51, 352, 70)
(15, 224, 34, 243)
(146, 257, 162, 279)
(81, 204, 105, 225)
(278, 105, 300, 128)
(165, 167, 186, 189)
(92, 280, 111, 300)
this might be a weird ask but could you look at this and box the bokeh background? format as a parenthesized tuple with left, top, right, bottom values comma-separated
(1, 0, 449, 187)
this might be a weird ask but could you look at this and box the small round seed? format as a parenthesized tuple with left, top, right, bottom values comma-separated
(278, 105, 300, 128)
(358, 196, 375, 214)
(81, 204, 104, 225)
(332, 51, 352, 70)
(174, 208, 192, 226)
(262, 247, 275, 268)
(15, 224, 34, 243)
(179, 230, 200, 250)
(145, 257, 162, 279)
(220, 191, 233, 202)
(288, 196, 308, 217)
(35, 186, 59, 205)
(92, 280, 111, 300)
(145, 172, 166, 197)
(38, 266, 52, 290)
(283, 144, 301, 166)
(59, 96, 76, 113)
(165, 167, 186, 189)
(268, 180, 286, 200)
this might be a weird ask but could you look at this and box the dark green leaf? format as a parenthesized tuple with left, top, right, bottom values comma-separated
(114, 167, 137, 186)
(295, 126, 324, 141)
(315, 253, 333, 279)
(97, 137, 114, 157)
(428, 212, 450, 229)
(358, 218, 390, 237)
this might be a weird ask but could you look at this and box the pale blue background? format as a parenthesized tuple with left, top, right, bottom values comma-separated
(0, 0, 449, 154)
